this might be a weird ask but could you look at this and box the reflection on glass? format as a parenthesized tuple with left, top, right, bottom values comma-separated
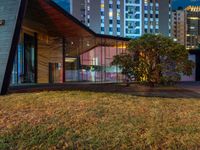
(64, 37, 126, 83)
(11, 33, 36, 85)
(24, 34, 36, 83)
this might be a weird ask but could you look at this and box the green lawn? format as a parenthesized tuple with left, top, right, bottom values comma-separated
(0, 91, 200, 149)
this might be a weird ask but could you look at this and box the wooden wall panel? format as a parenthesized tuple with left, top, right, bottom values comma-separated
(22, 16, 64, 84)
(37, 36, 63, 83)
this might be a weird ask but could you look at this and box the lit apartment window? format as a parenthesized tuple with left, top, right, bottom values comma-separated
(109, 11, 113, 18)
(101, 0, 105, 32)
(117, 12, 120, 18)
(101, 4, 104, 9)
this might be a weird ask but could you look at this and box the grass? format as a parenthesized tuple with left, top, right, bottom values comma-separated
(0, 91, 200, 149)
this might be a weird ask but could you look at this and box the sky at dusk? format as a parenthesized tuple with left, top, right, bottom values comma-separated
(172, 0, 200, 9)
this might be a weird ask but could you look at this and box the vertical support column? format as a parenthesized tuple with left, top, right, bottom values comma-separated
(104, 38, 106, 81)
(16, 46, 19, 84)
(81, 37, 84, 82)
(62, 37, 66, 83)
(77, 38, 79, 81)
(0, 0, 27, 95)
(34, 32, 38, 83)
(78, 37, 83, 82)
(116, 40, 119, 83)
(100, 38, 103, 83)
(94, 43, 96, 83)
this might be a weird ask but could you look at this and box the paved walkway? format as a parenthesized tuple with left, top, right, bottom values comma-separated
(177, 82, 200, 94)
(9, 82, 200, 98)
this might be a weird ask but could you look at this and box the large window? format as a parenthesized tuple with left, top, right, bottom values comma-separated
(11, 33, 37, 85)
(64, 37, 126, 83)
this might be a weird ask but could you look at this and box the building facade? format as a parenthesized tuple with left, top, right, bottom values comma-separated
(172, 6, 200, 49)
(171, 6, 200, 81)
(0, 0, 128, 95)
(171, 8, 187, 46)
(68, 0, 172, 38)
(186, 6, 200, 49)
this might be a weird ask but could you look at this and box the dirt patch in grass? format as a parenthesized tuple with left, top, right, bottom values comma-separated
(1, 91, 200, 149)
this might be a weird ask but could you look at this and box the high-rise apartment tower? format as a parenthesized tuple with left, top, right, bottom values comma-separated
(172, 6, 200, 49)
(62, 0, 172, 38)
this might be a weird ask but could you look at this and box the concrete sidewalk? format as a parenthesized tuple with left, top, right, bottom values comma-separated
(9, 82, 200, 98)
(177, 82, 200, 94)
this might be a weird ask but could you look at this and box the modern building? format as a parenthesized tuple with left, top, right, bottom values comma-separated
(171, 6, 200, 81)
(186, 6, 200, 49)
(141, 0, 172, 37)
(171, 8, 187, 46)
(172, 6, 200, 49)
(69, 0, 172, 38)
(0, 0, 129, 95)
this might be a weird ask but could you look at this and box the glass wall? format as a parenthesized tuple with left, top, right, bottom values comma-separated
(11, 33, 36, 85)
(64, 36, 127, 83)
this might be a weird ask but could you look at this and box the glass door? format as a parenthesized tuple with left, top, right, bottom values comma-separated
(24, 34, 36, 83)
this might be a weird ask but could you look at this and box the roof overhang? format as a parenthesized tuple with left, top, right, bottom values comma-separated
(24, 0, 130, 41)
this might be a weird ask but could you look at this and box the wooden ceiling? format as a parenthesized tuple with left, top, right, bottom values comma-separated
(24, 0, 95, 38)
(22, 0, 129, 57)
(24, 0, 130, 42)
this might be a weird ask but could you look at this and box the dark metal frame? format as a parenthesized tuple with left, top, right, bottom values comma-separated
(34, 32, 38, 83)
(62, 37, 66, 83)
(23, 33, 37, 84)
(1, 0, 28, 95)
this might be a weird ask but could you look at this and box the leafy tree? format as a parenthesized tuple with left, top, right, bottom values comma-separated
(112, 54, 135, 86)
(112, 34, 194, 86)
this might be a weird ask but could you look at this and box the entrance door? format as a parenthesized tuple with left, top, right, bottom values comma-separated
(49, 63, 62, 83)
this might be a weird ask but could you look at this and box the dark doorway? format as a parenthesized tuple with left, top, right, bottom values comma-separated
(23, 33, 36, 83)
(49, 63, 62, 83)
